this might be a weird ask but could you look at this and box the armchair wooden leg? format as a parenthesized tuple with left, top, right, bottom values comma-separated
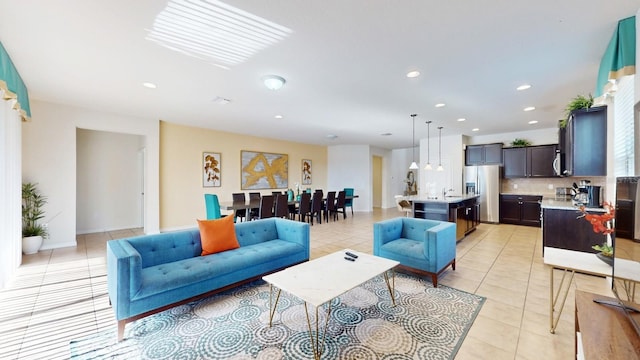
(117, 320, 126, 342)
(431, 274, 438, 288)
(452, 259, 456, 271)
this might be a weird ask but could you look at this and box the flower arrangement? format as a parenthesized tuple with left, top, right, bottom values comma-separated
(578, 202, 615, 256)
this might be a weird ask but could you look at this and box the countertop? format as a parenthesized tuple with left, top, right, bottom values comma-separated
(540, 198, 607, 212)
(411, 194, 480, 204)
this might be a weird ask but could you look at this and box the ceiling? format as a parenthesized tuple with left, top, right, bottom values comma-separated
(0, 1, 637, 149)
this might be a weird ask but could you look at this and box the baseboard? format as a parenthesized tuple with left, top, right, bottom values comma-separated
(40, 240, 77, 250)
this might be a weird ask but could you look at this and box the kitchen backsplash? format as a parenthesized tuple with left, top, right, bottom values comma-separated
(501, 177, 606, 198)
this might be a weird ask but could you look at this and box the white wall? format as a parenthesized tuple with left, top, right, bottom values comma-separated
(0, 95, 22, 289)
(390, 147, 414, 198)
(22, 101, 159, 249)
(76, 129, 144, 234)
(467, 127, 558, 146)
(420, 134, 465, 198)
(328, 145, 372, 211)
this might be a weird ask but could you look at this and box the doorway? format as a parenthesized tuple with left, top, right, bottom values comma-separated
(372, 155, 382, 208)
(76, 129, 144, 234)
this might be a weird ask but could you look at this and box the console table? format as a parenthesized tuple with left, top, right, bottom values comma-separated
(543, 247, 612, 334)
(575, 290, 640, 359)
(544, 247, 640, 335)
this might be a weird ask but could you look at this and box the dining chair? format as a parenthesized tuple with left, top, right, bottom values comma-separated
(311, 191, 323, 225)
(232, 193, 247, 222)
(249, 192, 261, 220)
(297, 192, 312, 223)
(344, 188, 354, 215)
(334, 191, 347, 220)
(274, 193, 289, 219)
(323, 191, 336, 222)
(258, 195, 274, 219)
(204, 194, 222, 220)
(395, 195, 412, 217)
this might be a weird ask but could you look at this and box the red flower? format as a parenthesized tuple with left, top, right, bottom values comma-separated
(578, 202, 615, 235)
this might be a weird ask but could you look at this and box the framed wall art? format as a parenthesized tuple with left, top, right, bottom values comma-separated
(241, 150, 288, 190)
(203, 152, 221, 187)
(302, 159, 312, 185)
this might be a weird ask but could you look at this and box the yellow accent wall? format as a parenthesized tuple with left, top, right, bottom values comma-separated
(160, 121, 328, 230)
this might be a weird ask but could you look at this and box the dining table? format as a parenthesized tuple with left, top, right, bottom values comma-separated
(220, 195, 358, 212)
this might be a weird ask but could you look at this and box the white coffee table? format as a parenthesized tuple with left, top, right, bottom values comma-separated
(262, 249, 399, 359)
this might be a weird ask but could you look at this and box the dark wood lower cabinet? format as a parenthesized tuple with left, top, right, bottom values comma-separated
(542, 208, 604, 253)
(499, 194, 542, 227)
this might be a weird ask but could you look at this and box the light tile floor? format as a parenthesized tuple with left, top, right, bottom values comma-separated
(0, 208, 611, 359)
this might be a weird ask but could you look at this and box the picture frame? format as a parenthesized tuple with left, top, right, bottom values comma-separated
(241, 150, 288, 190)
(203, 152, 221, 187)
(302, 159, 312, 185)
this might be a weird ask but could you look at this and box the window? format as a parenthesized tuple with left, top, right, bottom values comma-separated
(613, 75, 635, 176)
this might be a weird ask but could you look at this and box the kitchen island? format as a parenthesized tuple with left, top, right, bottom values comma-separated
(541, 198, 607, 254)
(412, 195, 480, 241)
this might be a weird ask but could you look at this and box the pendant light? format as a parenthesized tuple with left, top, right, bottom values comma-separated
(437, 126, 444, 171)
(424, 121, 432, 170)
(409, 114, 419, 169)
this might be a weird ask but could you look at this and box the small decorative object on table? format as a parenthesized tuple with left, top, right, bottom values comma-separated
(578, 202, 615, 266)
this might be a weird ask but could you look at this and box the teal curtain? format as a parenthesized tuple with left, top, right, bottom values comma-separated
(595, 16, 636, 97)
(0, 41, 30, 120)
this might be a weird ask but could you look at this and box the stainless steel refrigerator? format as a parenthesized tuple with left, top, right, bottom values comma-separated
(464, 165, 501, 223)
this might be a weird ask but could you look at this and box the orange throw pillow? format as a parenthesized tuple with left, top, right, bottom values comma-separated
(197, 214, 240, 256)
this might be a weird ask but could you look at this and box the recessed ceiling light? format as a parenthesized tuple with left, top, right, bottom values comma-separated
(274, 115, 283, 119)
(406, 70, 420, 78)
(326, 134, 338, 140)
(528, 120, 538, 124)
(524, 106, 536, 112)
(142, 82, 157, 89)
(457, 118, 466, 122)
(380, 133, 392, 136)
(472, 128, 480, 132)
(435, 103, 446, 108)
(517, 84, 532, 91)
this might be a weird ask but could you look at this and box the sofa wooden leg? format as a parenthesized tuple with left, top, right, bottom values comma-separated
(452, 259, 456, 271)
(431, 274, 438, 288)
(117, 320, 125, 342)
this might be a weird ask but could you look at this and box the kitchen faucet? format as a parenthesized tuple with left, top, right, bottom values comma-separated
(442, 188, 454, 198)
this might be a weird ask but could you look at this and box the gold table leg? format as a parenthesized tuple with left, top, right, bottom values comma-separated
(304, 301, 332, 360)
(549, 266, 575, 334)
(268, 284, 282, 327)
(383, 269, 396, 306)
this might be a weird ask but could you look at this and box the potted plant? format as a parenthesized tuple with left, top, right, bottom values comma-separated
(578, 202, 614, 265)
(22, 182, 48, 254)
(510, 138, 531, 147)
(559, 94, 594, 128)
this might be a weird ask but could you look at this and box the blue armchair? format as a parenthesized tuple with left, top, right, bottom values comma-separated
(373, 217, 456, 287)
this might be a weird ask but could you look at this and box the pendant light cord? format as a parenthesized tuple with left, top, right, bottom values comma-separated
(411, 114, 417, 161)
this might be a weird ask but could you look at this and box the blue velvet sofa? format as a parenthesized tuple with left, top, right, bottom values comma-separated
(107, 218, 310, 340)
(373, 217, 456, 287)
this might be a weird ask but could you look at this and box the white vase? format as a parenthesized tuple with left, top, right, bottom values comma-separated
(22, 235, 43, 255)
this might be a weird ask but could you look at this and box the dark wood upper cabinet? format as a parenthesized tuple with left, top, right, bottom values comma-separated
(503, 147, 527, 178)
(465, 143, 503, 165)
(528, 145, 557, 177)
(563, 106, 607, 176)
(503, 144, 557, 178)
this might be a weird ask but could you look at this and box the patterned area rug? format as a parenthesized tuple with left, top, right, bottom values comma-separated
(70, 273, 484, 359)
